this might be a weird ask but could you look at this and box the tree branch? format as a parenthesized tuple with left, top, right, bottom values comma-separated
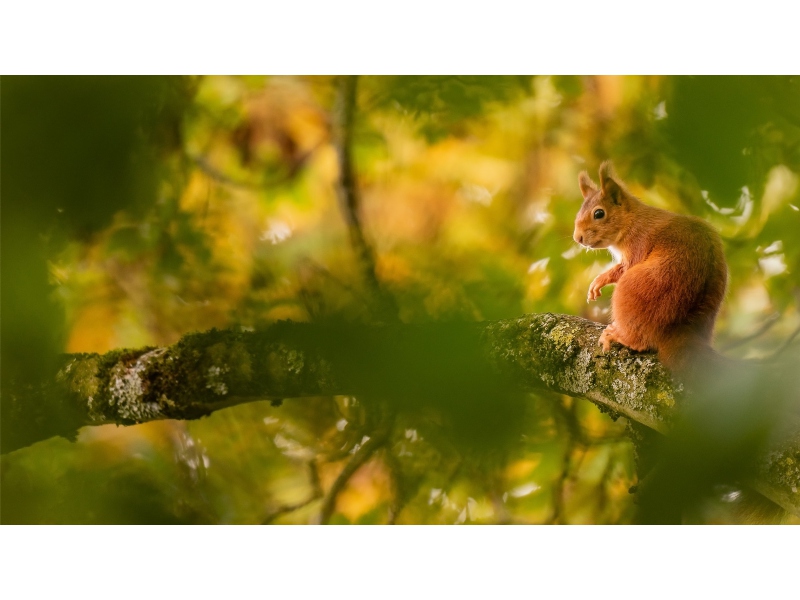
(331, 75, 399, 322)
(4, 313, 798, 516)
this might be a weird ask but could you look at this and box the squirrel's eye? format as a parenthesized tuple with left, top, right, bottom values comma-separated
(593, 208, 605, 219)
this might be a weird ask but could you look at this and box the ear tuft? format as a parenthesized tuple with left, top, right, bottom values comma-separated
(598, 160, 625, 205)
(598, 160, 616, 184)
(578, 171, 598, 199)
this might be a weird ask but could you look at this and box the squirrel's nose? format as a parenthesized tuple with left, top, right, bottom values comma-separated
(574, 232, 583, 245)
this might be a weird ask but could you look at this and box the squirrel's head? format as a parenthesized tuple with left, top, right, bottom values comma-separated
(573, 161, 633, 250)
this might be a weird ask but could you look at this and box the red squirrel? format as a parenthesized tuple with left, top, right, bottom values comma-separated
(573, 161, 728, 371)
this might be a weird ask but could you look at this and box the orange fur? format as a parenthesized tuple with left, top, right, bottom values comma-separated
(573, 161, 728, 371)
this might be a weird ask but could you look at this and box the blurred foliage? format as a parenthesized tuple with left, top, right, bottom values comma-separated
(2, 76, 799, 524)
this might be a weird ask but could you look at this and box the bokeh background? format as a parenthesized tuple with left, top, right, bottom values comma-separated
(2, 75, 799, 524)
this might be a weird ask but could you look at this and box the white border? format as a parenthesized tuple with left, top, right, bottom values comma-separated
(1, 2, 797, 74)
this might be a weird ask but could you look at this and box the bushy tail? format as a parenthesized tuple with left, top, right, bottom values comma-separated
(643, 327, 798, 522)
(656, 328, 730, 385)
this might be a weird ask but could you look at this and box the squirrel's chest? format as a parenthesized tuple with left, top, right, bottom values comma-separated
(608, 245, 623, 264)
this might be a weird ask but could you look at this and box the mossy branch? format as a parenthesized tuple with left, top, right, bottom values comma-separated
(3, 313, 798, 516)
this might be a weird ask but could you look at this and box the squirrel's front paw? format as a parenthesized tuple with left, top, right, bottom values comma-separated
(587, 278, 604, 302)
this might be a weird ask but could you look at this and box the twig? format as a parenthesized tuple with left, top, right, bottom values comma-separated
(191, 154, 256, 189)
(547, 400, 579, 524)
(594, 455, 617, 522)
(548, 447, 575, 524)
(383, 449, 408, 525)
(720, 313, 781, 351)
(192, 143, 323, 191)
(262, 460, 323, 524)
(761, 322, 800, 361)
(318, 427, 389, 524)
(553, 396, 628, 448)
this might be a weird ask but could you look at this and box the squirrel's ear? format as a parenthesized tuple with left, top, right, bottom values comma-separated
(578, 171, 598, 199)
(599, 160, 624, 205)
